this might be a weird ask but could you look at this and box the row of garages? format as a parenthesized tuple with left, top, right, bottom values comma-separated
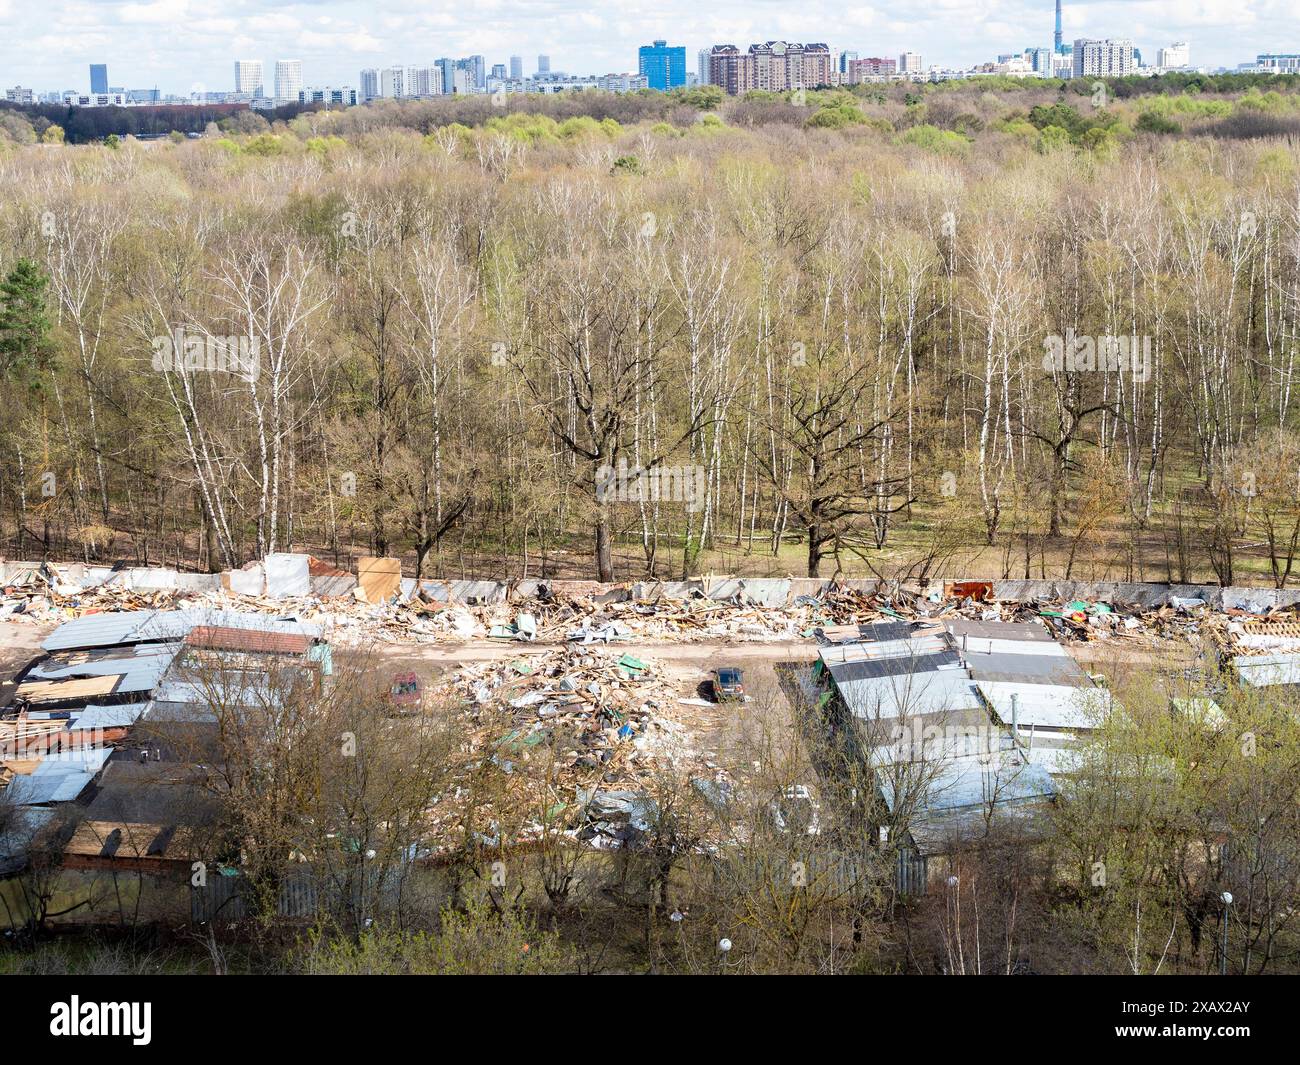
(812, 617, 1114, 859)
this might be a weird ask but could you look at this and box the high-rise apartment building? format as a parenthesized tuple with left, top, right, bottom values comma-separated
(510, 55, 523, 80)
(842, 56, 897, 83)
(1072, 38, 1135, 78)
(234, 59, 264, 96)
(1156, 42, 1190, 69)
(274, 59, 302, 100)
(537, 55, 551, 76)
(698, 48, 711, 86)
(405, 67, 438, 97)
(706, 46, 746, 93)
(436, 59, 455, 94)
(898, 51, 923, 74)
(1027, 47, 1052, 74)
(360, 69, 379, 101)
(379, 65, 405, 98)
(706, 41, 834, 94)
(638, 40, 687, 90)
(89, 64, 108, 94)
(754, 41, 834, 90)
(456, 55, 486, 90)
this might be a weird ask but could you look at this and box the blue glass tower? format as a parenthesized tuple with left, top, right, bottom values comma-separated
(638, 40, 687, 91)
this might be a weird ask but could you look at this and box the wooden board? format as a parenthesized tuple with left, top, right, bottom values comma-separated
(357, 556, 402, 604)
(16, 674, 119, 703)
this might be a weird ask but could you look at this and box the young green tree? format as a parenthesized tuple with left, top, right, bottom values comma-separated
(0, 258, 55, 380)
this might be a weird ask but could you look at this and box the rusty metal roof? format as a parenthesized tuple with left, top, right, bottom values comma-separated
(184, 626, 311, 655)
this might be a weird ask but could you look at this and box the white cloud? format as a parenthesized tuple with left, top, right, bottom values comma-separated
(118, 0, 190, 24)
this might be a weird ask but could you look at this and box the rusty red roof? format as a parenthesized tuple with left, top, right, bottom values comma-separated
(184, 626, 312, 655)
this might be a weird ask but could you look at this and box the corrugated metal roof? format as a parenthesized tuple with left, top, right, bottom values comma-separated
(880, 750, 1056, 815)
(943, 619, 1054, 642)
(3, 747, 110, 805)
(848, 621, 914, 644)
(24, 646, 178, 701)
(145, 697, 217, 725)
(27, 645, 173, 677)
(132, 610, 321, 642)
(1024, 742, 1085, 776)
(958, 638, 1070, 658)
(869, 725, 1016, 766)
(829, 650, 961, 683)
(185, 626, 311, 655)
(835, 669, 982, 721)
(967, 650, 1088, 686)
(43, 608, 323, 653)
(41, 610, 161, 652)
(68, 702, 151, 731)
(819, 635, 950, 665)
(976, 681, 1111, 731)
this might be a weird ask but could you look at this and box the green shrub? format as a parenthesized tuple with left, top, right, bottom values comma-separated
(898, 124, 970, 155)
(1136, 111, 1180, 134)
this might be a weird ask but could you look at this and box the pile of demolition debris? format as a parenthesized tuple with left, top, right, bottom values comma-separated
(5, 560, 1299, 651)
(1202, 615, 1300, 660)
(434, 647, 724, 849)
(0, 564, 904, 645)
(1030, 594, 1300, 650)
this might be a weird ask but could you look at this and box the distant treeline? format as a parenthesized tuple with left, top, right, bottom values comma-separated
(2, 73, 1297, 145)
(0, 101, 313, 143)
(926, 70, 1300, 98)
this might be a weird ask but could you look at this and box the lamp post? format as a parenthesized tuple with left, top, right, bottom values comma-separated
(1219, 891, 1233, 976)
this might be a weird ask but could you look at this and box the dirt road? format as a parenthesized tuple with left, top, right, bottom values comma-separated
(369, 637, 820, 754)
(0, 617, 818, 762)
(370, 637, 816, 668)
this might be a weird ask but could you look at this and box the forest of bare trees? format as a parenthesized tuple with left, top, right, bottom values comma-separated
(2, 80, 1300, 585)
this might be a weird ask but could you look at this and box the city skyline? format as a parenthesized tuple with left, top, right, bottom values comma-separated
(0, 0, 1294, 92)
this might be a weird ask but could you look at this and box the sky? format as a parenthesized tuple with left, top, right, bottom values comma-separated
(0, 0, 1294, 93)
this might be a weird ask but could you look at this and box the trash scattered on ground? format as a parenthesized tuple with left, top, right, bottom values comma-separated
(431, 646, 725, 848)
(5, 559, 1300, 656)
(447, 646, 692, 784)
